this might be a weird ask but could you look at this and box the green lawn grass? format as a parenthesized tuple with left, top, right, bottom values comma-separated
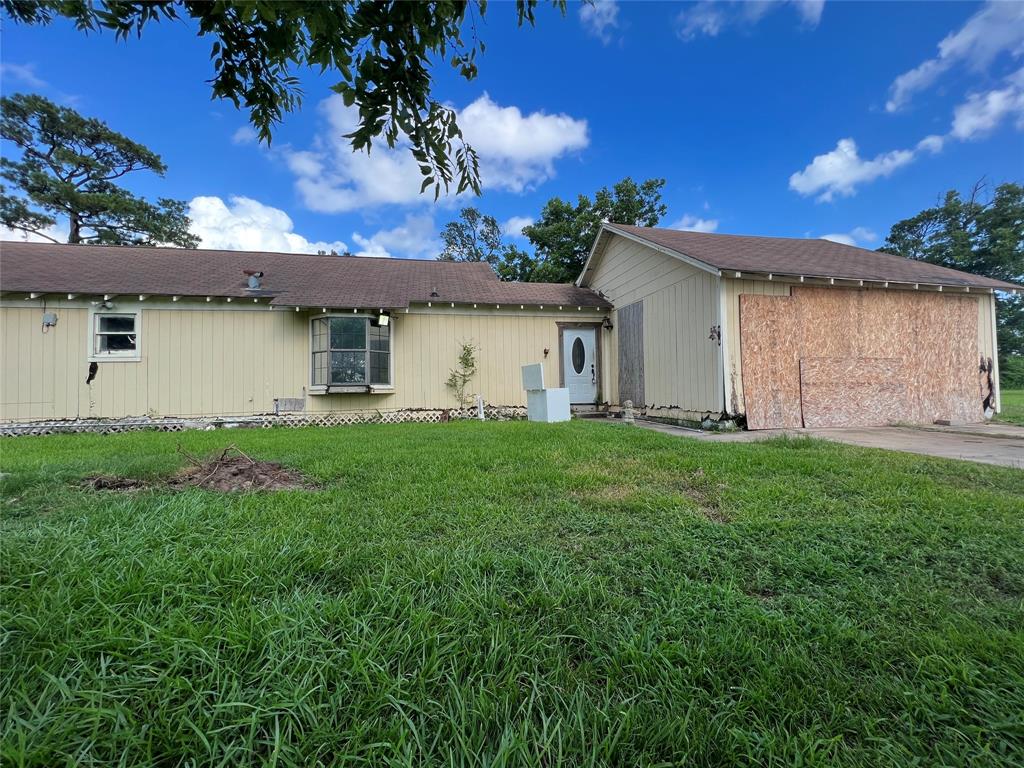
(997, 389, 1024, 425)
(2, 421, 1023, 766)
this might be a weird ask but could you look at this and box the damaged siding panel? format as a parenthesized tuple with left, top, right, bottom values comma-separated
(977, 292, 999, 412)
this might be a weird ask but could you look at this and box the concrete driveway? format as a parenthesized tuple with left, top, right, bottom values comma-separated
(636, 419, 1024, 468)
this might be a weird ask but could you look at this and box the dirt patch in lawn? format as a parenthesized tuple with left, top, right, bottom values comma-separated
(84, 445, 315, 493)
(582, 484, 638, 502)
(678, 468, 729, 523)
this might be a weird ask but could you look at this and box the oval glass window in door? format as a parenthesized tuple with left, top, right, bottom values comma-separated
(571, 336, 585, 374)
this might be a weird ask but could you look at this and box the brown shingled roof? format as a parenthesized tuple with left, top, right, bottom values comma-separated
(594, 224, 1022, 292)
(0, 241, 611, 309)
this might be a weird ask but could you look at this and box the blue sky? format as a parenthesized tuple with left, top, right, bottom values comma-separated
(2, 1, 1022, 259)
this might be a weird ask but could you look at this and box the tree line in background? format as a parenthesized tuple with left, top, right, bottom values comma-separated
(438, 177, 666, 284)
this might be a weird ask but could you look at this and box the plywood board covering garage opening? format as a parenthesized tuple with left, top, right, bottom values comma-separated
(739, 287, 982, 430)
(738, 295, 802, 429)
(799, 357, 906, 428)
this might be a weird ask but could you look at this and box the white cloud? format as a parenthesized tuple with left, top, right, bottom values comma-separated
(0, 223, 68, 243)
(676, 2, 727, 40)
(668, 214, 719, 233)
(580, 0, 620, 45)
(915, 134, 946, 154)
(791, 68, 1024, 200)
(501, 216, 534, 238)
(793, 0, 825, 27)
(788, 138, 915, 202)
(0, 62, 48, 89)
(351, 214, 439, 259)
(186, 195, 348, 254)
(283, 93, 588, 213)
(677, 0, 824, 41)
(950, 68, 1024, 140)
(886, 1, 1024, 112)
(231, 126, 258, 145)
(820, 227, 876, 247)
(459, 94, 590, 192)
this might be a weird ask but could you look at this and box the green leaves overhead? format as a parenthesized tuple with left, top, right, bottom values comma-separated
(2, 0, 565, 200)
(0, 93, 198, 247)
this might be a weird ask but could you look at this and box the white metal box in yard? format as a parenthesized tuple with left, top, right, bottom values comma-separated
(522, 362, 570, 422)
(526, 388, 570, 423)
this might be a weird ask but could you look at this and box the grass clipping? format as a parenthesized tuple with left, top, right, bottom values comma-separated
(86, 444, 314, 493)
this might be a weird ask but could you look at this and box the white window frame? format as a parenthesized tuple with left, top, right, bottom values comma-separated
(308, 313, 394, 394)
(89, 309, 142, 362)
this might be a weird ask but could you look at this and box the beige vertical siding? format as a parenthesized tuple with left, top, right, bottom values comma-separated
(586, 234, 722, 414)
(976, 291, 1000, 411)
(307, 307, 606, 412)
(0, 299, 603, 421)
(723, 278, 1002, 416)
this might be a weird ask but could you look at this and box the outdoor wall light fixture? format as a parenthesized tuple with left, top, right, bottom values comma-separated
(602, 316, 613, 331)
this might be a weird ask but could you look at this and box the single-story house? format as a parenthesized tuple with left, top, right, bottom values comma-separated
(1, 226, 1019, 430)
(581, 223, 1020, 429)
(0, 241, 611, 425)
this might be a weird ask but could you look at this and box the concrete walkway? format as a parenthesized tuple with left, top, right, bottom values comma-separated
(634, 419, 1024, 469)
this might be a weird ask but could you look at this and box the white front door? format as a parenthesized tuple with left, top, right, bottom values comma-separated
(563, 327, 598, 403)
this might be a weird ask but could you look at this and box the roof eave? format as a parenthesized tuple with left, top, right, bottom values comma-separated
(719, 270, 1023, 293)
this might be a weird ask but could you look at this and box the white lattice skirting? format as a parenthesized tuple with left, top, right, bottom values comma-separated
(0, 406, 528, 437)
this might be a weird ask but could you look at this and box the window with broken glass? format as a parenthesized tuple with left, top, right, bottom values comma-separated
(311, 317, 391, 387)
(93, 313, 138, 357)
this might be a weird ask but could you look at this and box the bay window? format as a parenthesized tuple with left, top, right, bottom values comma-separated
(312, 316, 391, 388)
